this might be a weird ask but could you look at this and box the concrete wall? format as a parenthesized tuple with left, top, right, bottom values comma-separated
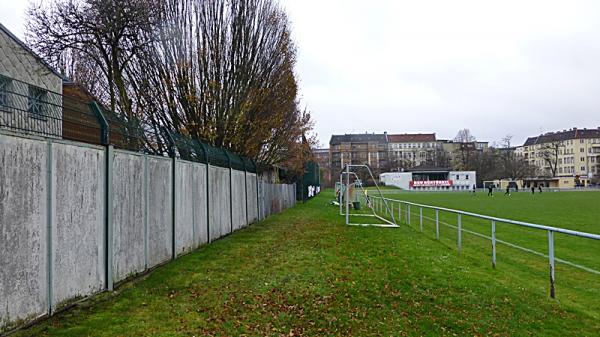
(246, 173, 258, 223)
(111, 151, 145, 283)
(0, 134, 48, 329)
(51, 143, 105, 308)
(231, 170, 247, 231)
(191, 163, 208, 248)
(146, 157, 173, 268)
(208, 166, 231, 241)
(0, 131, 296, 332)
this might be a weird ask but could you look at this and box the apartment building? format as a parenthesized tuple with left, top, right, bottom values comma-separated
(387, 133, 440, 169)
(516, 127, 600, 180)
(329, 133, 389, 174)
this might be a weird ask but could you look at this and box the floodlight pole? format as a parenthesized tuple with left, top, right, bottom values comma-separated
(345, 164, 350, 225)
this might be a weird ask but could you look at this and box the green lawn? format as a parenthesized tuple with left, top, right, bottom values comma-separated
(13, 190, 600, 336)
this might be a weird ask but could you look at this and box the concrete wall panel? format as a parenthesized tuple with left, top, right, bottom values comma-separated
(231, 170, 247, 231)
(147, 156, 173, 267)
(209, 166, 231, 240)
(246, 173, 258, 223)
(0, 134, 48, 331)
(175, 160, 194, 256)
(51, 143, 105, 307)
(191, 163, 208, 247)
(111, 151, 145, 282)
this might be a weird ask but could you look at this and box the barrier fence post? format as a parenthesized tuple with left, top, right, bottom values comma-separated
(419, 207, 423, 232)
(435, 209, 439, 240)
(457, 213, 462, 255)
(408, 205, 411, 225)
(548, 230, 556, 298)
(398, 202, 401, 223)
(492, 220, 497, 269)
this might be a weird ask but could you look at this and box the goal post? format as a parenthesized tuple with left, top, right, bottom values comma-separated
(338, 164, 398, 228)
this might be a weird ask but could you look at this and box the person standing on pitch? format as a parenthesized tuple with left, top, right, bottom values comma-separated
(488, 184, 493, 196)
(472, 184, 476, 195)
(505, 185, 511, 196)
(538, 185, 543, 193)
(531, 186, 535, 194)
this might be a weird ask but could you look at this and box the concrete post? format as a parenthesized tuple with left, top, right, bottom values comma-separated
(46, 140, 54, 314)
(105, 145, 114, 291)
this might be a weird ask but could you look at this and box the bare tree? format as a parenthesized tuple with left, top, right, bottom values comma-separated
(26, 0, 315, 170)
(27, 0, 156, 116)
(454, 128, 476, 143)
(540, 140, 563, 177)
(453, 129, 477, 170)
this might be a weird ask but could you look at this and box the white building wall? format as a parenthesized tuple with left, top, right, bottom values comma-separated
(0, 26, 63, 138)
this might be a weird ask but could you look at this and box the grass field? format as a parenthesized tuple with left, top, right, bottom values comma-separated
(13, 190, 600, 336)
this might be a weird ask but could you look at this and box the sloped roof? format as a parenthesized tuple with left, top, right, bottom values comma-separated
(0, 23, 66, 80)
(388, 133, 436, 143)
(523, 128, 600, 146)
(329, 133, 388, 145)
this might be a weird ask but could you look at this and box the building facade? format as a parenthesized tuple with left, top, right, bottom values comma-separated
(380, 167, 476, 191)
(387, 133, 440, 169)
(329, 133, 389, 174)
(516, 127, 600, 182)
(0, 23, 63, 138)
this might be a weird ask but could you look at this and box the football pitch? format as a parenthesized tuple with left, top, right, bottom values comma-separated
(361, 187, 600, 315)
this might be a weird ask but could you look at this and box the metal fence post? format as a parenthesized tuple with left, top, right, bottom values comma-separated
(419, 207, 423, 232)
(435, 209, 439, 240)
(46, 140, 54, 314)
(398, 202, 401, 223)
(408, 205, 411, 225)
(548, 230, 556, 298)
(491, 220, 496, 269)
(457, 213, 462, 255)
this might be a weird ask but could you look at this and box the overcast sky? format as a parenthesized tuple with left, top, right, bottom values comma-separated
(3, 1, 600, 148)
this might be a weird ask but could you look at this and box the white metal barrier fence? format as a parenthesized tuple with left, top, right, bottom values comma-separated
(369, 195, 600, 298)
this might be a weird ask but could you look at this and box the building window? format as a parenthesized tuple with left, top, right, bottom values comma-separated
(466, 174, 469, 179)
(580, 148, 585, 153)
(456, 175, 460, 180)
(0, 75, 11, 110)
(581, 166, 586, 171)
(28, 85, 48, 119)
(581, 157, 585, 162)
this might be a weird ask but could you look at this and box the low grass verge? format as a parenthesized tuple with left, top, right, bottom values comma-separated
(13, 191, 600, 336)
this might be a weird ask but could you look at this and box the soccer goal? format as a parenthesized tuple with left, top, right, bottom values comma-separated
(337, 164, 398, 227)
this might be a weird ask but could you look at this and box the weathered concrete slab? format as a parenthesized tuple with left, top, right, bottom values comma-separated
(51, 143, 105, 308)
(208, 166, 231, 240)
(147, 156, 173, 267)
(175, 160, 194, 256)
(231, 170, 247, 231)
(246, 173, 258, 223)
(191, 163, 208, 248)
(0, 134, 48, 331)
(111, 151, 145, 282)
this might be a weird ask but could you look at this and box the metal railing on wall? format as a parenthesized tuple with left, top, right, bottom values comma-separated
(0, 73, 268, 174)
(368, 195, 600, 299)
